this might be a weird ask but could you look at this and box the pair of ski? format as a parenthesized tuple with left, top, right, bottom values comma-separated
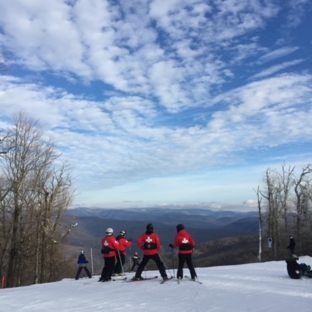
(127, 275, 158, 283)
(110, 275, 202, 284)
(127, 276, 174, 284)
(112, 276, 127, 281)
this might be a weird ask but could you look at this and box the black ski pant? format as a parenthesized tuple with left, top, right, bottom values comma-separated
(75, 266, 91, 279)
(131, 262, 140, 271)
(135, 254, 167, 279)
(100, 257, 115, 281)
(177, 253, 197, 280)
(114, 252, 126, 274)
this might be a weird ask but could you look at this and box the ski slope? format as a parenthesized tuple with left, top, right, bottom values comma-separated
(1, 257, 312, 312)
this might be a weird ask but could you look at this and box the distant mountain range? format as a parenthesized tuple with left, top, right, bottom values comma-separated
(65, 207, 259, 249)
(66, 207, 258, 227)
(63, 207, 260, 271)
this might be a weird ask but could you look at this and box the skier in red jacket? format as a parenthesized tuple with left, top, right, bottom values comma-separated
(169, 224, 197, 281)
(113, 230, 132, 275)
(99, 228, 121, 282)
(132, 223, 168, 281)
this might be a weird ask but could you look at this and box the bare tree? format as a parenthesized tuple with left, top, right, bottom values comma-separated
(254, 186, 263, 262)
(260, 168, 278, 258)
(259, 165, 296, 259)
(293, 165, 312, 254)
(0, 130, 10, 155)
(0, 112, 74, 287)
(257, 164, 312, 260)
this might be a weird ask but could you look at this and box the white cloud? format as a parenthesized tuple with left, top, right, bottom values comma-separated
(0, 0, 283, 112)
(286, 0, 311, 28)
(250, 59, 304, 79)
(258, 47, 299, 63)
(0, 0, 311, 208)
(1, 71, 312, 198)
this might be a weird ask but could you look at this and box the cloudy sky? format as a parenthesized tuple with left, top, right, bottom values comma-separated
(0, 0, 311, 211)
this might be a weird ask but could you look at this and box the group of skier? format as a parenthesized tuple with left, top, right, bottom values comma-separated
(75, 227, 312, 282)
(99, 223, 197, 282)
(75, 229, 139, 281)
(74, 222, 196, 282)
(99, 228, 133, 281)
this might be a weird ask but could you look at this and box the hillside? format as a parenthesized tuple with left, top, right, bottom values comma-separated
(193, 235, 259, 267)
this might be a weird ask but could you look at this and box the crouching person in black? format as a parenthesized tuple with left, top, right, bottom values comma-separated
(75, 250, 92, 280)
(286, 255, 312, 279)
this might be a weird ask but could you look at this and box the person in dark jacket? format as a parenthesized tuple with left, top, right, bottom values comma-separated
(132, 223, 168, 281)
(113, 230, 132, 276)
(169, 224, 197, 281)
(131, 251, 141, 272)
(75, 250, 92, 280)
(285, 255, 312, 279)
(287, 236, 296, 255)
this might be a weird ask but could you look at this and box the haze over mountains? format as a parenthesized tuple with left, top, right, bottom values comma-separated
(65, 207, 259, 252)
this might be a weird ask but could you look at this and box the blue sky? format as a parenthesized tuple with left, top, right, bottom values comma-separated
(0, 0, 311, 211)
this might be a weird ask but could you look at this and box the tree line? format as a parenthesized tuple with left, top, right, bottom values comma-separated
(256, 164, 312, 261)
(0, 112, 74, 287)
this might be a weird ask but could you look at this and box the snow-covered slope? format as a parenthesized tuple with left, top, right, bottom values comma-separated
(1, 257, 312, 312)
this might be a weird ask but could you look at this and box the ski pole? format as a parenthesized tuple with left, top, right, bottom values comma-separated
(159, 253, 173, 278)
(171, 247, 175, 277)
(117, 251, 124, 274)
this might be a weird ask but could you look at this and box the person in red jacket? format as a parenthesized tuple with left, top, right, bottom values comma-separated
(132, 223, 168, 281)
(99, 228, 120, 282)
(169, 224, 197, 281)
(113, 230, 132, 275)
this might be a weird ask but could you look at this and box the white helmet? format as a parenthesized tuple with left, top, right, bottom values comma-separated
(106, 228, 113, 235)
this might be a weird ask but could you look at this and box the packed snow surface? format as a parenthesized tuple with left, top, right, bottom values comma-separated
(1, 257, 312, 312)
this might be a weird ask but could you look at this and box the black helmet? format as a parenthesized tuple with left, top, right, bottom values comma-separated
(176, 224, 185, 232)
(146, 223, 154, 231)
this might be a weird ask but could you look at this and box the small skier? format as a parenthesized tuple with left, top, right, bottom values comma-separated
(169, 224, 197, 281)
(285, 254, 312, 279)
(287, 235, 296, 255)
(131, 251, 141, 272)
(75, 250, 92, 280)
(113, 230, 132, 276)
(132, 223, 168, 281)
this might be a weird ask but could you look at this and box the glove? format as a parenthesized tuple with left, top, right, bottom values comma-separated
(86, 261, 89, 263)
(128, 239, 132, 242)
(169, 243, 174, 248)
